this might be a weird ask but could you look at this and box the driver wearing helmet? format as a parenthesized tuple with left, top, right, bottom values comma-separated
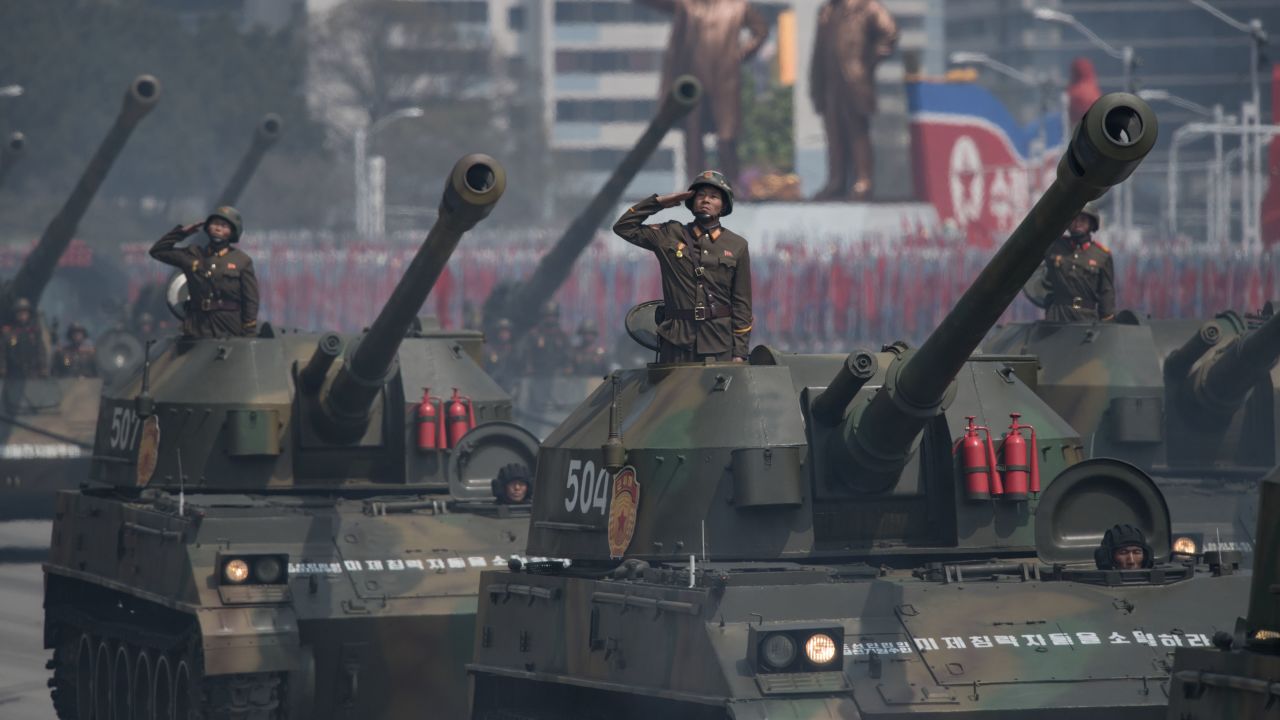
(149, 206, 259, 338)
(1094, 524, 1154, 571)
(613, 170, 753, 363)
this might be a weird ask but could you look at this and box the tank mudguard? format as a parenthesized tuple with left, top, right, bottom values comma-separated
(196, 605, 301, 675)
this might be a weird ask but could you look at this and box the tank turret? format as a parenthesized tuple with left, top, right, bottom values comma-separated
(487, 75, 701, 340)
(91, 154, 536, 493)
(1171, 308, 1280, 424)
(4, 75, 160, 315)
(0, 130, 24, 188)
(215, 113, 282, 207)
(525, 93, 1159, 562)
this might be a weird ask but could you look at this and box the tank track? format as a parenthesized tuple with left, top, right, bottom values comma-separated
(47, 607, 285, 720)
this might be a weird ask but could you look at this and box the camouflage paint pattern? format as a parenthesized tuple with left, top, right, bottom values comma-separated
(470, 96, 1253, 718)
(42, 155, 539, 719)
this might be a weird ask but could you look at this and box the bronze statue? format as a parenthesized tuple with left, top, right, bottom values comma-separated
(810, 0, 897, 201)
(641, 0, 768, 187)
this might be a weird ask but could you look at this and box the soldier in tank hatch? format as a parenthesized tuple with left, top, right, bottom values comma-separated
(1095, 524, 1153, 570)
(614, 170, 753, 363)
(1037, 202, 1115, 323)
(1, 297, 50, 378)
(149, 206, 259, 339)
(53, 323, 97, 378)
(493, 464, 533, 504)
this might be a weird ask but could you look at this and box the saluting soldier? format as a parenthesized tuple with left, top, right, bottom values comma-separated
(149, 206, 260, 338)
(0, 297, 50, 378)
(1040, 203, 1115, 322)
(53, 323, 97, 378)
(614, 170, 753, 362)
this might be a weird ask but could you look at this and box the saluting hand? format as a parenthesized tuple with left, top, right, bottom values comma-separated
(655, 190, 694, 209)
(181, 221, 205, 235)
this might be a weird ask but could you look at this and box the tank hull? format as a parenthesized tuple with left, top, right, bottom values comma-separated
(0, 377, 99, 520)
(44, 490, 533, 719)
(471, 563, 1249, 719)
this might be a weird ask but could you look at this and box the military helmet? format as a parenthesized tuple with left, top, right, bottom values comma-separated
(541, 301, 560, 319)
(1093, 523, 1154, 570)
(491, 463, 534, 504)
(66, 322, 88, 341)
(686, 170, 734, 217)
(1078, 202, 1101, 233)
(12, 297, 32, 312)
(495, 317, 512, 330)
(205, 205, 244, 243)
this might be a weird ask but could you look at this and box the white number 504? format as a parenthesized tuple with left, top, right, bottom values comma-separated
(564, 459, 610, 515)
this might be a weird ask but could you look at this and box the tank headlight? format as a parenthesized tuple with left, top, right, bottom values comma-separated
(223, 559, 250, 584)
(1253, 629, 1280, 642)
(760, 633, 798, 671)
(1173, 536, 1198, 555)
(254, 556, 283, 584)
(804, 633, 838, 665)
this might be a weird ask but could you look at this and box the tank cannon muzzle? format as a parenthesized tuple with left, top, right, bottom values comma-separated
(811, 350, 878, 426)
(1180, 309, 1280, 421)
(316, 154, 505, 439)
(1163, 319, 1223, 385)
(300, 333, 344, 394)
(7, 74, 162, 312)
(0, 131, 24, 188)
(494, 75, 701, 337)
(836, 94, 1159, 492)
(216, 113, 284, 207)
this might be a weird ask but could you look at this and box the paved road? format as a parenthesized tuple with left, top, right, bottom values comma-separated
(0, 522, 55, 720)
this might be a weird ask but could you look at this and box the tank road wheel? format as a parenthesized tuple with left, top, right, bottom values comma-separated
(94, 641, 112, 720)
(153, 655, 174, 720)
(175, 659, 193, 720)
(113, 645, 132, 720)
(47, 633, 91, 720)
(132, 651, 152, 720)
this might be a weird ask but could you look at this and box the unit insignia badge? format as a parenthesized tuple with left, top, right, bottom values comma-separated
(607, 466, 640, 559)
(136, 415, 160, 487)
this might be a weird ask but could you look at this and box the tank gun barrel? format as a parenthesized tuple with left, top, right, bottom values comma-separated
(839, 94, 1159, 490)
(0, 131, 25, 188)
(216, 113, 282, 207)
(8, 75, 160, 310)
(1183, 309, 1280, 417)
(495, 75, 701, 336)
(318, 154, 506, 435)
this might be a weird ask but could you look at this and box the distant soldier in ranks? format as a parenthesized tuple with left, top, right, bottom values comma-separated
(1, 298, 50, 378)
(53, 323, 97, 378)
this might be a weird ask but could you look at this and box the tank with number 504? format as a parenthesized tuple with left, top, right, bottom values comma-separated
(41, 155, 546, 720)
(468, 95, 1253, 719)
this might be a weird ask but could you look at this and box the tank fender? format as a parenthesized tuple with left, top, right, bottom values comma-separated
(728, 697, 862, 718)
(195, 605, 301, 676)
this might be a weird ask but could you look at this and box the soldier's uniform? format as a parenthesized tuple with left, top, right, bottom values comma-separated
(0, 299, 50, 378)
(519, 303, 572, 376)
(571, 323, 609, 376)
(484, 318, 515, 377)
(53, 324, 97, 378)
(614, 171, 753, 362)
(149, 206, 259, 339)
(1042, 205, 1115, 322)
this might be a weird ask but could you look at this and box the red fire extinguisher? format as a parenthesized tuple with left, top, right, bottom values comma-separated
(998, 413, 1040, 500)
(445, 388, 476, 449)
(953, 416, 1002, 500)
(416, 388, 440, 451)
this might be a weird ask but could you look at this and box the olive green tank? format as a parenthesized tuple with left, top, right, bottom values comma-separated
(42, 155, 543, 720)
(1165, 467, 1280, 719)
(0, 75, 161, 520)
(469, 95, 1252, 719)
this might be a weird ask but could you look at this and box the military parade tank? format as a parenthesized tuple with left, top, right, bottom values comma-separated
(216, 113, 283, 207)
(0, 130, 25, 189)
(482, 75, 701, 436)
(984, 301, 1280, 557)
(1164, 465, 1280, 719)
(469, 95, 1253, 719)
(42, 154, 543, 719)
(0, 74, 160, 521)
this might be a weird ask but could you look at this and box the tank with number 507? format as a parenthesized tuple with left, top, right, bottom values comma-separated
(41, 154, 544, 720)
(468, 95, 1252, 719)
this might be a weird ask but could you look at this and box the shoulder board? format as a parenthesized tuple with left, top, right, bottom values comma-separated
(1093, 241, 1110, 254)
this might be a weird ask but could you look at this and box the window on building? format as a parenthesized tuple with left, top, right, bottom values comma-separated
(556, 99, 658, 122)
(554, 2, 667, 24)
(555, 50, 664, 73)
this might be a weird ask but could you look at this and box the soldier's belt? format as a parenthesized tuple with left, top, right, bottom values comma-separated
(666, 304, 732, 322)
(196, 298, 242, 312)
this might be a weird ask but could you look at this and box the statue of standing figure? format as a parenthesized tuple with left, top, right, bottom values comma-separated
(642, 0, 769, 189)
(809, 0, 897, 201)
